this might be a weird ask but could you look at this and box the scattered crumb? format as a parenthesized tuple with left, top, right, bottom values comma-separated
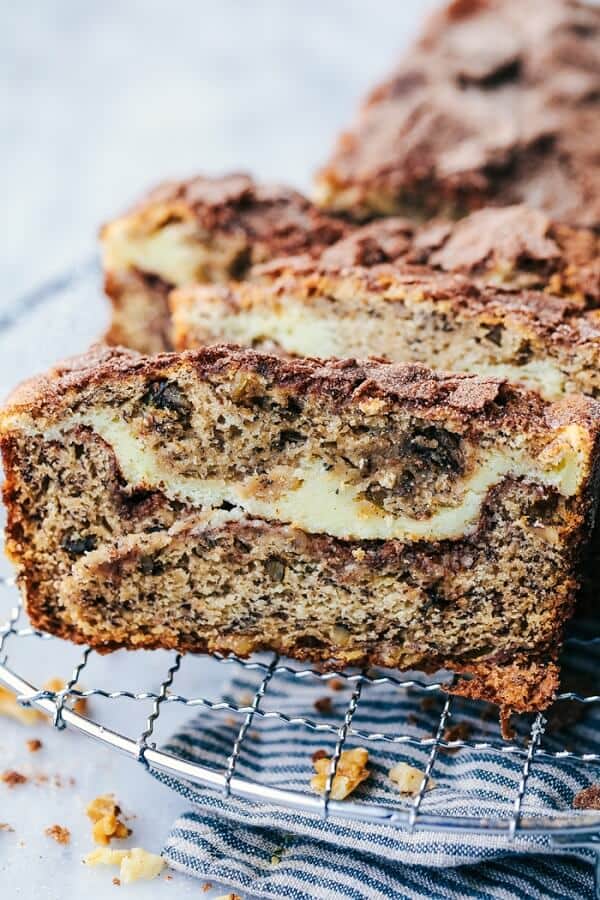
(44, 678, 88, 716)
(443, 721, 472, 752)
(237, 692, 253, 707)
(45, 824, 71, 845)
(248, 730, 261, 741)
(1, 770, 27, 788)
(165, 874, 173, 880)
(112, 877, 120, 886)
(313, 696, 333, 715)
(84, 847, 165, 883)
(574, 785, 600, 810)
(202, 884, 213, 893)
(215, 895, 241, 900)
(224, 716, 238, 727)
(328, 679, 345, 692)
(312, 748, 328, 764)
(0, 823, 15, 832)
(389, 762, 436, 795)
(86, 795, 131, 845)
(26, 739, 42, 753)
(310, 747, 370, 800)
(0, 680, 87, 726)
(0, 684, 44, 725)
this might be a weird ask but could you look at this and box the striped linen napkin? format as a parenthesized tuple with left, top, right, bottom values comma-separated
(153, 637, 600, 900)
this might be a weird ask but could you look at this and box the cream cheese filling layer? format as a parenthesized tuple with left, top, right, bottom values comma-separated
(184, 300, 567, 400)
(42, 411, 588, 543)
(103, 220, 211, 286)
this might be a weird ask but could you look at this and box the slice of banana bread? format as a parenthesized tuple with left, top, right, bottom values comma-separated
(101, 173, 347, 354)
(314, 0, 600, 225)
(2, 344, 600, 714)
(170, 209, 600, 402)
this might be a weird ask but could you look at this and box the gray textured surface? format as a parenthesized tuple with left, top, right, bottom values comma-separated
(0, 3, 438, 897)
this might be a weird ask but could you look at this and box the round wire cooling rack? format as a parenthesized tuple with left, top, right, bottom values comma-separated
(3, 264, 600, 891)
(3, 573, 600, 892)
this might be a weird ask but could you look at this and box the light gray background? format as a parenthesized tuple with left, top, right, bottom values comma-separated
(0, 3, 439, 898)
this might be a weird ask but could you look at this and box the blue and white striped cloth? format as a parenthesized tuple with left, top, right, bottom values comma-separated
(153, 638, 600, 899)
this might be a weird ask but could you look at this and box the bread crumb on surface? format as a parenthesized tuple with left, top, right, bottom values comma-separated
(86, 795, 131, 845)
(328, 678, 345, 692)
(574, 785, 600, 810)
(112, 877, 120, 886)
(0, 823, 15, 832)
(202, 883, 213, 892)
(310, 747, 370, 800)
(84, 847, 165, 883)
(0, 680, 87, 725)
(1, 770, 27, 787)
(388, 762, 436, 795)
(215, 894, 241, 900)
(313, 696, 333, 715)
(44, 678, 88, 716)
(0, 685, 43, 725)
(45, 824, 70, 845)
(26, 739, 43, 753)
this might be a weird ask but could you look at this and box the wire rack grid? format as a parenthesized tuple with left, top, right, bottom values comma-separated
(2, 265, 600, 892)
(2, 573, 600, 893)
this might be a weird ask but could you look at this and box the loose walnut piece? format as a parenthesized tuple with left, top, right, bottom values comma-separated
(86, 795, 131, 845)
(0, 685, 43, 725)
(45, 824, 71, 845)
(0, 680, 87, 726)
(84, 847, 165, 883)
(574, 785, 600, 810)
(388, 762, 436, 795)
(310, 747, 370, 800)
(44, 678, 88, 716)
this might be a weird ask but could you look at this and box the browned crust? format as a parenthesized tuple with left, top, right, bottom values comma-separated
(102, 172, 348, 261)
(315, 0, 600, 226)
(4, 342, 595, 440)
(303, 207, 600, 305)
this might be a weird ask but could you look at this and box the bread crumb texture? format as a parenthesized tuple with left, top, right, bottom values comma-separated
(84, 847, 165, 883)
(310, 747, 370, 799)
(574, 785, 600, 810)
(388, 761, 436, 795)
(1, 770, 27, 788)
(45, 824, 70, 845)
(86, 795, 131, 845)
